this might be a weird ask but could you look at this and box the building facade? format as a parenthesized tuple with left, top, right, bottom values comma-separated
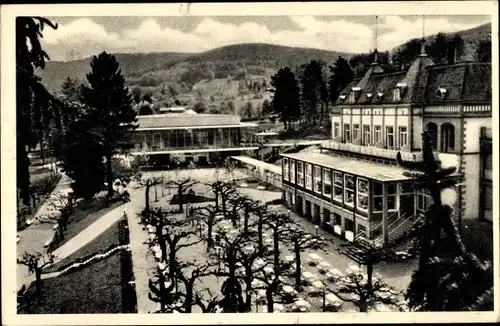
(280, 48, 492, 247)
(131, 112, 258, 166)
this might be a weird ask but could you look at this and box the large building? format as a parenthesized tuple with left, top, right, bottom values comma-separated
(131, 108, 259, 166)
(280, 46, 492, 247)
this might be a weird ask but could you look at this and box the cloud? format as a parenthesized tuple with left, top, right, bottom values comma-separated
(41, 16, 490, 61)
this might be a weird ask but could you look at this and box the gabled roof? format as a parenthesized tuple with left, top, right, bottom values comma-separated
(335, 60, 491, 106)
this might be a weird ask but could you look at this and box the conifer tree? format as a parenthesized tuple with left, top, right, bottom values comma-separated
(328, 56, 354, 105)
(80, 52, 138, 197)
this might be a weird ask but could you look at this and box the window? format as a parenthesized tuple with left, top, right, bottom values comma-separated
(353, 124, 360, 141)
(323, 169, 332, 197)
(344, 124, 351, 142)
(386, 126, 394, 149)
(372, 181, 383, 212)
(399, 126, 408, 149)
(372, 182, 398, 212)
(333, 171, 343, 201)
(283, 158, 289, 181)
(357, 178, 369, 210)
(334, 122, 340, 138)
(305, 163, 312, 190)
(314, 166, 322, 193)
(417, 190, 432, 211)
(441, 123, 455, 152)
(425, 122, 438, 150)
(289, 159, 296, 184)
(363, 125, 371, 145)
(349, 92, 356, 103)
(374, 125, 382, 145)
(344, 174, 355, 206)
(297, 162, 304, 186)
(393, 88, 401, 101)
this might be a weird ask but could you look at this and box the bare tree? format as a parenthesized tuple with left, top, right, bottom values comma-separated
(325, 266, 404, 312)
(174, 260, 216, 313)
(265, 211, 294, 270)
(167, 177, 198, 213)
(135, 175, 163, 213)
(148, 265, 179, 313)
(194, 288, 221, 313)
(254, 259, 294, 313)
(206, 180, 237, 218)
(17, 251, 55, 293)
(283, 223, 323, 290)
(193, 204, 223, 250)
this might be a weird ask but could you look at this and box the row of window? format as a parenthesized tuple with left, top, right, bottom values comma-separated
(346, 88, 402, 104)
(333, 123, 408, 149)
(283, 159, 409, 212)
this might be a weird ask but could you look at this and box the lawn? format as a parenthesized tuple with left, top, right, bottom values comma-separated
(44, 217, 125, 273)
(18, 253, 124, 314)
(48, 195, 124, 252)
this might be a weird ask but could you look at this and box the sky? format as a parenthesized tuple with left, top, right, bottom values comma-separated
(41, 15, 491, 61)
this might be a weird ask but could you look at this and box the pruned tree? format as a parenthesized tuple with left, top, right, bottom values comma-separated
(282, 223, 323, 290)
(253, 259, 294, 313)
(136, 176, 163, 213)
(325, 266, 404, 312)
(193, 204, 222, 250)
(17, 251, 55, 293)
(195, 288, 221, 313)
(174, 260, 216, 313)
(148, 265, 180, 313)
(264, 211, 294, 269)
(167, 177, 198, 213)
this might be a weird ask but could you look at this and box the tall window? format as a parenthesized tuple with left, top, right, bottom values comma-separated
(305, 163, 312, 190)
(372, 181, 383, 212)
(363, 125, 371, 146)
(393, 88, 401, 101)
(374, 125, 382, 145)
(386, 126, 394, 149)
(334, 122, 340, 138)
(349, 92, 356, 103)
(372, 182, 397, 212)
(417, 190, 432, 212)
(344, 174, 355, 206)
(353, 124, 360, 141)
(426, 122, 438, 150)
(357, 178, 369, 210)
(289, 159, 296, 184)
(399, 126, 408, 148)
(323, 169, 332, 197)
(441, 123, 455, 152)
(297, 162, 304, 186)
(283, 158, 289, 181)
(333, 171, 343, 201)
(344, 124, 351, 143)
(314, 166, 322, 193)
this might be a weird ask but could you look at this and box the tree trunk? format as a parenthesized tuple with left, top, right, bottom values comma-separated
(359, 297, 368, 312)
(178, 185, 183, 212)
(222, 196, 227, 219)
(40, 134, 45, 165)
(266, 288, 274, 313)
(273, 227, 280, 269)
(367, 259, 373, 294)
(106, 152, 113, 197)
(207, 220, 213, 249)
(295, 242, 301, 290)
(154, 183, 158, 202)
(159, 271, 167, 312)
(185, 283, 194, 313)
(145, 183, 150, 212)
(245, 276, 253, 312)
(258, 220, 263, 252)
(244, 208, 250, 233)
(169, 248, 176, 281)
(35, 268, 42, 293)
(215, 190, 219, 209)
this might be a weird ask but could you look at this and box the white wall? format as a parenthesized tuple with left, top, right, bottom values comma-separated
(464, 117, 492, 153)
(463, 154, 481, 219)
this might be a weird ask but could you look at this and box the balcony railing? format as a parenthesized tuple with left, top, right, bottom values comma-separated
(321, 140, 436, 162)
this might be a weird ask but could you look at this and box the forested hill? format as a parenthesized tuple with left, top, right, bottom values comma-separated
(37, 43, 349, 92)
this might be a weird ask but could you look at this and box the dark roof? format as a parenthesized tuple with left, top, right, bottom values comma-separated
(335, 60, 491, 106)
(136, 114, 257, 130)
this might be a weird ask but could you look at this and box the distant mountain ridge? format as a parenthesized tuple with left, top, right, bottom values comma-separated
(38, 23, 491, 93)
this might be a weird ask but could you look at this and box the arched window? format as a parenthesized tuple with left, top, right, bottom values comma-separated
(441, 123, 455, 152)
(425, 122, 438, 150)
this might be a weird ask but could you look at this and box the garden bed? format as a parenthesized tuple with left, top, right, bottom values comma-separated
(44, 217, 125, 273)
(47, 196, 124, 252)
(169, 193, 215, 205)
(18, 252, 124, 314)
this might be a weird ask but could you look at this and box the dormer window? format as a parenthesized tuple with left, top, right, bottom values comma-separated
(396, 83, 408, 88)
(377, 92, 384, 99)
(366, 93, 373, 98)
(351, 87, 361, 92)
(339, 94, 346, 100)
(393, 88, 401, 101)
(349, 92, 356, 103)
(437, 87, 447, 98)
